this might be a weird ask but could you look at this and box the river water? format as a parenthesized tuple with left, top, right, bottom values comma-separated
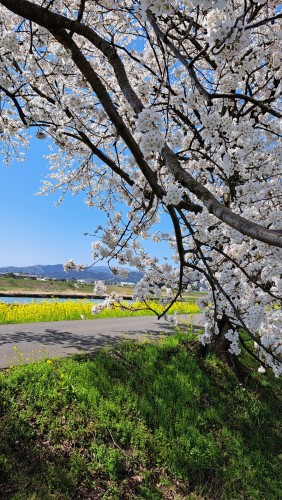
(0, 297, 129, 305)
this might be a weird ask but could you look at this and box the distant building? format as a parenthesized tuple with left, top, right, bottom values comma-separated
(119, 282, 135, 287)
(14, 273, 38, 280)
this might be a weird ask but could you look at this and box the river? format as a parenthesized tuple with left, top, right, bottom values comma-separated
(0, 296, 133, 305)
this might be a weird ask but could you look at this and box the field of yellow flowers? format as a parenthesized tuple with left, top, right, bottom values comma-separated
(0, 299, 200, 324)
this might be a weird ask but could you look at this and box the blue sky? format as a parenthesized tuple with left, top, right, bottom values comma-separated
(0, 135, 172, 268)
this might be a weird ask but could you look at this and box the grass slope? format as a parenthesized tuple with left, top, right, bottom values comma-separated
(0, 278, 134, 298)
(0, 331, 281, 499)
(0, 277, 94, 294)
(0, 277, 207, 299)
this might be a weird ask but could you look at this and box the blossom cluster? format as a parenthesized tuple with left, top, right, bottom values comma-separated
(135, 108, 165, 156)
(139, 0, 173, 18)
(93, 281, 107, 296)
(139, 0, 228, 18)
(0, 0, 281, 376)
(162, 183, 183, 206)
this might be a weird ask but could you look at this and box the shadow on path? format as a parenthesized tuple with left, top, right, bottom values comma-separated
(0, 317, 203, 368)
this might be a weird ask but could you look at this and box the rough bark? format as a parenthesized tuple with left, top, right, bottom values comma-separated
(212, 317, 247, 379)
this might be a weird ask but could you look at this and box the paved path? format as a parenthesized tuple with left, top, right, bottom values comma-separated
(0, 314, 203, 369)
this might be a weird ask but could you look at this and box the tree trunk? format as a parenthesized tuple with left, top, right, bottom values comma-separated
(212, 317, 247, 379)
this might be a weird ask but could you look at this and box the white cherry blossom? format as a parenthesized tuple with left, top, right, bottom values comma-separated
(0, 0, 280, 375)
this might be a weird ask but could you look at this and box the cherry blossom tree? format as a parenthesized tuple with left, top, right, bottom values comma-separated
(0, 0, 281, 375)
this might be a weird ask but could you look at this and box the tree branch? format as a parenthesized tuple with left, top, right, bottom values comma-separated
(163, 145, 282, 248)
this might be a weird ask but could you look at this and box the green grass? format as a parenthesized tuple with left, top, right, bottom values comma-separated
(0, 277, 208, 301)
(0, 331, 281, 499)
(0, 277, 95, 294)
(0, 277, 134, 297)
(0, 299, 200, 324)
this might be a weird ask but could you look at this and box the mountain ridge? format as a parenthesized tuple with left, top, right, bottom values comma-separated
(0, 264, 143, 284)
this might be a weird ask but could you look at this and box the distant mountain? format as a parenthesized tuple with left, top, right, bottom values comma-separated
(0, 264, 144, 284)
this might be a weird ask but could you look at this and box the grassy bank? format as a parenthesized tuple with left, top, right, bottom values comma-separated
(0, 299, 200, 324)
(0, 276, 94, 295)
(0, 277, 207, 300)
(0, 331, 281, 499)
(0, 277, 134, 297)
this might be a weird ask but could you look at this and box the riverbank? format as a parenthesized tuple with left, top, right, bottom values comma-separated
(0, 277, 133, 299)
(0, 291, 133, 300)
(0, 277, 207, 301)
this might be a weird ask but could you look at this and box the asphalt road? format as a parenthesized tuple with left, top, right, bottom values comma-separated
(0, 314, 203, 369)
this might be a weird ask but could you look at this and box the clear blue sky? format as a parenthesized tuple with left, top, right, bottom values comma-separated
(0, 135, 172, 268)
